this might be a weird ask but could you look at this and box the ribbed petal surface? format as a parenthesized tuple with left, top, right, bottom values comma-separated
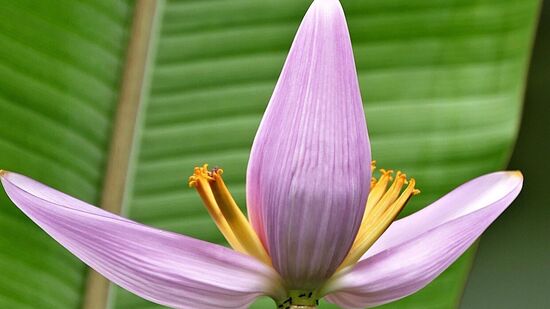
(0, 172, 283, 309)
(324, 172, 523, 308)
(246, 0, 370, 289)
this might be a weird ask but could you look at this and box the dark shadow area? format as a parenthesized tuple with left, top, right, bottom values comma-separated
(461, 2, 550, 308)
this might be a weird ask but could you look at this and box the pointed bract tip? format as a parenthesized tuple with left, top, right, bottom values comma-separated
(314, 0, 340, 5)
(312, 0, 343, 12)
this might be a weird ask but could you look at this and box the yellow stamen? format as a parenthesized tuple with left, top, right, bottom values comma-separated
(370, 161, 378, 188)
(339, 163, 420, 269)
(363, 169, 394, 218)
(209, 168, 271, 264)
(362, 171, 406, 226)
(370, 177, 377, 188)
(0, 170, 5, 176)
(189, 164, 271, 265)
(371, 160, 377, 171)
(189, 165, 245, 253)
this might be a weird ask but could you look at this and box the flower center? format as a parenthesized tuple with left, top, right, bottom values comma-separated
(338, 161, 420, 269)
(188, 162, 418, 272)
(189, 164, 271, 264)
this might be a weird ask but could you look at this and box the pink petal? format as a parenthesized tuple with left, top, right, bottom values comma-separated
(246, 0, 371, 288)
(1, 172, 284, 309)
(324, 172, 523, 308)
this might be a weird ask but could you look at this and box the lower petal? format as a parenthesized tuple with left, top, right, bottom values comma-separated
(324, 171, 522, 308)
(1, 171, 284, 309)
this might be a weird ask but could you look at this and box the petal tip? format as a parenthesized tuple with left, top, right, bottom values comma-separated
(314, 0, 341, 7)
(312, 0, 344, 15)
(510, 170, 523, 179)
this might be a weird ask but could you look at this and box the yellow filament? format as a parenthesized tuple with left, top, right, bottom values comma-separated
(370, 160, 378, 188)
(189, 164, 271, 265)
(339, 164, 420, 270)
(188, 165, 245, 253)
(363, 169, 394, 219)
(361, 172, 406, 228)
(209, 168, 271, 264)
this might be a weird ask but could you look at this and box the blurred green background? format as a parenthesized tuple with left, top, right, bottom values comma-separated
(461, 2, 549, 308)
(0, 0, 547, 308)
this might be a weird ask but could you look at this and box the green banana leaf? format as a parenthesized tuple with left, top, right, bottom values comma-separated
(0, 0, 539, 308)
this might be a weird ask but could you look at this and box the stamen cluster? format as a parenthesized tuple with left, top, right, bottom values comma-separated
(339, 161, 420, 268)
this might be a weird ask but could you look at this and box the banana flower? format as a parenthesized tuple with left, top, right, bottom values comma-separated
(0, 0, 522, 308)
